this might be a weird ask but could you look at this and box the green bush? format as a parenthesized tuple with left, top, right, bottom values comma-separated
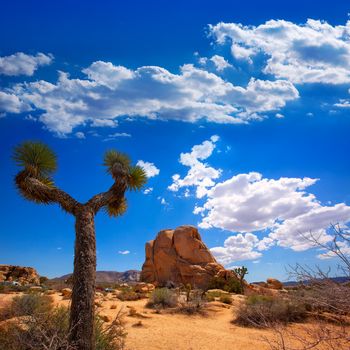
(208, 276, 243, 294)
(219, 294, 232, 304)
(234, 295, 307, 328)
(146, 288, 178, 308)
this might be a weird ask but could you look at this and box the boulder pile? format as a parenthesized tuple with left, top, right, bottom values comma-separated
(0, 265, 40, 285)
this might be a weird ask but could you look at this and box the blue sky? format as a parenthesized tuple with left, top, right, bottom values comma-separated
(1, 0, 350, 282)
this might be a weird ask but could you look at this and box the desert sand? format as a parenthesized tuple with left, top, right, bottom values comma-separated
(1, 291, 337, 350)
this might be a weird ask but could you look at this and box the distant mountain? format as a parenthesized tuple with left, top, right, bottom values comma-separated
(282, 276, 349, 287)
(52, 270, 141, 283)
(251, 276, 349, 287)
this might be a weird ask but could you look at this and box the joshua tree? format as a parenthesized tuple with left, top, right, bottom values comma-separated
(233, 266, 248, 292)
(13, 141, 147, 350)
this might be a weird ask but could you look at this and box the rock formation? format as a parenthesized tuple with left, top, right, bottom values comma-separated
(0, 265, 40, 285)
(140, 225, 234, 289)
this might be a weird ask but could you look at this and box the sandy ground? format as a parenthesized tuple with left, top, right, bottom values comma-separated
(26, 292, 275, 350)
(0, 292, 339, 350)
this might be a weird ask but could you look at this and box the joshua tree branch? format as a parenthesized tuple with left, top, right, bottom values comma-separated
(15, 173, 80, 215)
(86, 182, 127, 213)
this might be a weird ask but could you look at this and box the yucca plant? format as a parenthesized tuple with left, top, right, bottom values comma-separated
(13, 141, 147, 350)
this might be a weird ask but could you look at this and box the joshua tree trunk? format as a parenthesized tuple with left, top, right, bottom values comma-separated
(69, 207, 97, 350)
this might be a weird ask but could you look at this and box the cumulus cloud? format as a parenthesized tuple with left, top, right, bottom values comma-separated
(194, 171, 350, 257)
(0, 52, 53, 76)
(210, 19, 350, 84)
(211, 233, 262, 264)
(0, 91, 30, 113)
(210, 55, 232, 71)
(0, 61, 298, 135)
(168, 135, 221, 198)
(197, 172, 320, 232)
(91, 119, 118, 127)
(164, 139, 350, 261)
(137, 160, 160, 178)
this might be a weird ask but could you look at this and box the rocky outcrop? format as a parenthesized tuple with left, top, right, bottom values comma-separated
(140, 225, 234, 289)
(266, 278, 283, 290)
(0, 265, 40, 285)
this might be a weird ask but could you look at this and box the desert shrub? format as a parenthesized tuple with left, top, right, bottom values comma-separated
(0, 295, 126, 350)
(175, 293, 207, 315)
(219, 294, 232, 304)
(205, 293, 215, 302)
(208, 276, 243, 294)
(234, 295, 307, 328)
(117, 290, 141, 301)
(95, 310, 126, 350)
(146, 288, 178, 308)
(0, 294, 53, 321)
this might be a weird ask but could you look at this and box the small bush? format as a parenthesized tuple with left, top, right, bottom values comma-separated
(234, 295, 307, 328)
(219, 294, 232, 304)
(208, 276, 243, 294)
(0, 294, 53, 321)
(175, 295, 207, 316)
(146, 288, 178, 308)
(117, 290, 141, 301)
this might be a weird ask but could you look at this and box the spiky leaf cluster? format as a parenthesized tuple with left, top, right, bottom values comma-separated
(13, 141, 57, 182)
(13, 142, 58, 203)
(105, 197, 128, 217)
(103, 150, 147, 191)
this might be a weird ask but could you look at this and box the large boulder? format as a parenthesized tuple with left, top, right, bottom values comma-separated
(140, 225, 234, 289)
(0, 265, 40, 285)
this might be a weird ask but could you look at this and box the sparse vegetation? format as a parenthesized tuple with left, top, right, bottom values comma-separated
(0, 294, 126, 350)
(234, 295, 307, 328)
(219, 294, 232, 304)
(146, 288, 178, 308)
(117, 290, 141, 301)
(233, 266, 248, 292)
(208, 276, 243, 294)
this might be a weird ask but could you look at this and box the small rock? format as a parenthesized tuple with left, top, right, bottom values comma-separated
(61, 288, 72, 297)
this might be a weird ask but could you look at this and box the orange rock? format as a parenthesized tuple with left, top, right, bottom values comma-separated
(266, 278, 283, 290)
(0, 265, 40, 285)
(140, 225, 234, 289)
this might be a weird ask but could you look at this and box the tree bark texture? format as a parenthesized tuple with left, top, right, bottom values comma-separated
(69, 208, 97, 350)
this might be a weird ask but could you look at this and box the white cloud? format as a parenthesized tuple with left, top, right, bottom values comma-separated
(143, 187, 153, 194)
(108, 132, 131, 137)
(210, 55, 232, 71)
(91, 119, 118, 127)
(118, 250, 130, 255)
(275, 113, 284, 118)
(168, 135, 221, 198)
(0, 52, 53, 76)
(103, 132, 131, 141)
(75, 131, 85, 139)
(192, 169, 350, 256)
(210, 19, 350, 84)
(1, 61, 298, 135)
(197, 172, 320, 232)
(137, 160, 160, 178)
(317, 241, 350, 259)
(210, 233, 262, 264)
(158, 197, 169, 206)
(0, 91, 30, 113)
